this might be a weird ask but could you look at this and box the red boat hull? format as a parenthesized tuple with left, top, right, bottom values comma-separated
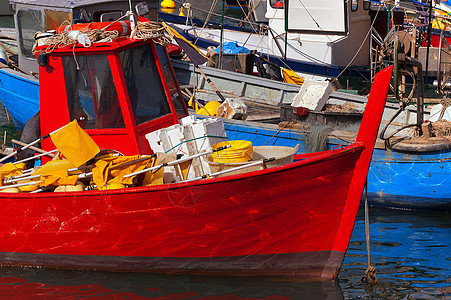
(0, 29, 392, 278)
(0, 145, 361, 278)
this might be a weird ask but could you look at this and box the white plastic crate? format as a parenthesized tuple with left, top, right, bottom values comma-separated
(145, 116, 227, 180)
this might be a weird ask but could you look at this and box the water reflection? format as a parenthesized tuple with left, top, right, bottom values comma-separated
(340, 208, 451, 299)
(0, 268, 344, 299)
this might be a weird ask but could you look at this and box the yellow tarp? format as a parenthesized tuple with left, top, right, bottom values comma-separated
(40, 169, 79, 187)
(0, 163, 26, 178)
(92, 155, 154, 189)
(282, 68, 305, 85)
(50, 120, 100, 167)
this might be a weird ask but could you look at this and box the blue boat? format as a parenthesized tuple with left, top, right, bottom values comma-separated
(171, 59, 451, 211)
(0, 70, 38, 130)
(221, 119, 451, 211)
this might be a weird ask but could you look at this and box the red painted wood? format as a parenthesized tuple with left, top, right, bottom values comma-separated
(332, 66, 392, 252)
(26, 36, 392, 277)
(0, 145, 361, 276)
(38, 39, 184, 156)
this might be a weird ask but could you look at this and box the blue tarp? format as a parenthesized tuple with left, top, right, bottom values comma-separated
(214, 42, 250, 54)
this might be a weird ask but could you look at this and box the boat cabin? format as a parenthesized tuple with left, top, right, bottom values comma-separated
(9, 0, 159, 74)
(37, 36, 188, 156)
(266, 0, 371, 66)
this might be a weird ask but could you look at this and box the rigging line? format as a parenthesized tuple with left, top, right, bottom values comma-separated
(295, 0, 334, 43)
(265, 25, 337, 69)
(331, 2, 384, 83)
(245, 0, 262, 23)
(291, 0, 369, 74)
(194, 0, 219, 44)
(173, 0, 260, 27)
(234, 0, 262, 45)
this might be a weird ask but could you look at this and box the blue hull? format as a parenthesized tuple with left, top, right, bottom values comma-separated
(0, 70, 39, 131)
(223, 120, 451, 211)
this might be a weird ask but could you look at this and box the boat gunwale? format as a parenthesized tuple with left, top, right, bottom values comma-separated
(0, 143, 364, 199)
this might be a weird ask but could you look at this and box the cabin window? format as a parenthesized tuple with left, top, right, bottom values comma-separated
(63, 55, 125, 129)
(17, 9, 43, 59)
(17, 9, 71, 60)
(363, 0, 370, 10)
(119, 44, 172, 125)
(270, 0, 284, 9)
(351, 0, 358, 11)
(155, 45, 187, 115)
(44, 10, 71, 31)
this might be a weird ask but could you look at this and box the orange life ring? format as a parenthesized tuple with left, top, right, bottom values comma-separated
(56, 20, 132, 36)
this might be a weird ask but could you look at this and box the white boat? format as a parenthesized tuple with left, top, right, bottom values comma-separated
(163, 0, 372, 80)
(0, 2, 11, 16)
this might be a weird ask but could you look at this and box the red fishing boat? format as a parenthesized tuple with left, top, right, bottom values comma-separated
(0, 20, 392, 279)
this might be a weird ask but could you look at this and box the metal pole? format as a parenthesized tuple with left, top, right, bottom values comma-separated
(387, 0, 391, 35)
(284, 0, 289, 62)
(394, 34, 399, 99)
(425, 0, 433, 84)
(370, 26, 373, 82)
(219, 0, 225, 69)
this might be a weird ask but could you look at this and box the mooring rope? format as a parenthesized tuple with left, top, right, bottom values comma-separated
(361, 180, 379, 285)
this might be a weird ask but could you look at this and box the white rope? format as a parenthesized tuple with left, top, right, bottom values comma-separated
(194, 0, 219, 44)
(331, 3, 384, 83)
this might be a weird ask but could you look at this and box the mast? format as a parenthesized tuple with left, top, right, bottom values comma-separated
(425, 0, 433, 83)
(219, 0, 225, 69)
(284, 0, 288, 62)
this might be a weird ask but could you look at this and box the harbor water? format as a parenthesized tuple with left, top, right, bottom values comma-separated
(0, 4, 449, 299)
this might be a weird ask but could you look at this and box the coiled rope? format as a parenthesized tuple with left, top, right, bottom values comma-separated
(131, 21, 171, 45)
(33, 18, 170, 56)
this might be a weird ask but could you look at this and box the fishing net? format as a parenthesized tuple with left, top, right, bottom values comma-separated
(431, 119, 451, 137)
(304, 125, 332, 153)
(437, 34, 451, 95)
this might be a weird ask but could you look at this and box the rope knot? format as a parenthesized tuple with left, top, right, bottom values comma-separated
(361, 265, 379, 284)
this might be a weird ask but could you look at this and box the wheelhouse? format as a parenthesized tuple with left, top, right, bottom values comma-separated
(10, 0, 159, 74)
(38, 37, 188, 155)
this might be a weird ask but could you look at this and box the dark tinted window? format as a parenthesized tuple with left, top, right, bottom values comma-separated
(155, 45, 186, 115)
(63, 55, 125, 129)
(119, 44, 172, 125)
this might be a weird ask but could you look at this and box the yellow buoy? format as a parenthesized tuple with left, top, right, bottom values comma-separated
(19, 184, 39, 192)
(197, 101, 221, 117)
(211, 140, 253, 163)
(179, 6, 185, 16)
(0, 187, 20, 193)
(54, 181, 85, 192)
(161, 0, 176, 9)
(161, 7, 175, 14)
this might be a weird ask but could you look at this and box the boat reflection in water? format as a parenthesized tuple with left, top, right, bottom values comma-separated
(0, 269, 344, 299)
